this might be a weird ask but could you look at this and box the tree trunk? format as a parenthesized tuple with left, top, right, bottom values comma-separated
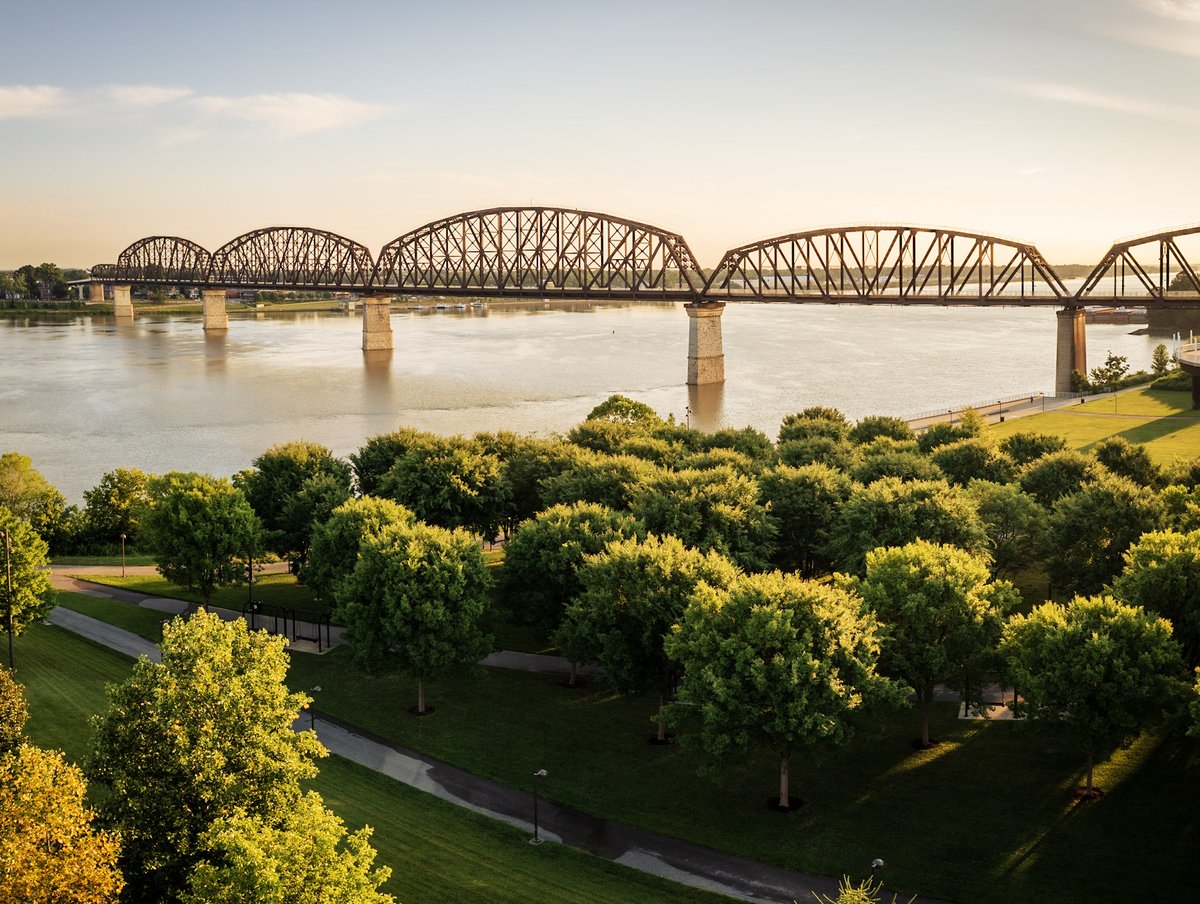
(1085, 751, 1094, 794)
(568, 661, 577, 688)
(657, 695, 666, 743)
(778, 751, 790, 808)
(417, 680, 425, 715)
(921, 696, 931, 747)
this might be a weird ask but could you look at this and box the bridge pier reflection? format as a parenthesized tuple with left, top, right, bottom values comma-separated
(686, 380, 725, 431)
(1055, 307, 1087, 394)
(685, 301, 725, 385)
(362, 296, 393, 351)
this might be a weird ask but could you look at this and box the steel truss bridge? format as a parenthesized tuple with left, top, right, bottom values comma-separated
(89, 210, 1200, 309)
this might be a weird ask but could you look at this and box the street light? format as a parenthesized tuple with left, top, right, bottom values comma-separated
(530, 768, 548, 845)
(119, 532, 126, 578)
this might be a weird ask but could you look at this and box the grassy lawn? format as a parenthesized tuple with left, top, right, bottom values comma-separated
(13, 624, 730, 904)
(54, 591, 172, 642)
(51, 554, 158, 567)
(990, 388, 1200, 464)
(287, 649, 1199, 904)
(76, 572, 329, 621)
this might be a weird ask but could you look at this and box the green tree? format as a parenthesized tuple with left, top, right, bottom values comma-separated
(502, 502, 640, 634)
(999, 431, 1067, 468)
(304, 496, 414, 600)
(777, 435, 855, 471)
(586, 394, 664, 426)
(1093, 436, 1162, 488)
(1090, 351, 1130, 389)
(1018, 449, 1100, 506)
(89, 610, 325, 901)
(778, 409, 851, 444)
(566, 418, 644, 454)
(701, 426, 777, 466)
(1113, 529, 1200, 664)
(540, 450, 660, 511)
(336, 522, 492, 714)
(827, 478, 989, 575)
(849, 415, 914, 445)
(140, 472, 262, 606)
(930, 437, 1016, 486)
(1151, 342, 1173, 377)
(630, 465, 775, 571)
(493, 436, 589, 529)
(556, 535, 739, 742)
(667, 571, 903, 808)
(0, 666, 28, 754)
(1001, 595, 1187, 795)
(0, 452, 71, 551)
(377, 436, 508, 539)
(350, 427, 439, 496)
(238, 441, 353, 571)
(82, 467, 150, 549)
(915, 410, 984, 454)
(966, 481, 1048, 578)
(1047, 473, 1165, 596)
(759, 463, 852, 576)
(848, 438, 943, 485)
(0, 507, 56, 660)
(857, 541, 1017, 746)
(182, 792, 393, 904)
(0, 745, 124, 903)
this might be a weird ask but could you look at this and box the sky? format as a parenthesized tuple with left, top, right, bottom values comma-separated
(2, 0, 1199, 269)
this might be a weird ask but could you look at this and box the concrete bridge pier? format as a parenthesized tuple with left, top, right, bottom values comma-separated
(112, 285, 133, 319)
(88, 283, 107, 307)
(362, 295, 394, 351)
(685, 301, 725, 385)
(202, 289, 228, 331)
(1055, 307, 1087, 395)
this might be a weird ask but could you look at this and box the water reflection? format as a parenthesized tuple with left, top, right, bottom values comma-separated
(687, 382, 725, 432)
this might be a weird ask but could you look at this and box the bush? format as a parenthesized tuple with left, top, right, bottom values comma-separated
(1153, 369, 1192, 391)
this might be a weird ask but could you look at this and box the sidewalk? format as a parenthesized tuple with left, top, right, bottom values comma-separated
(43, 604, 949, 904)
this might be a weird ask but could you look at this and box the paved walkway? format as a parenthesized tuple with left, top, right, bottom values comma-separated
(43, 599, 949, 904)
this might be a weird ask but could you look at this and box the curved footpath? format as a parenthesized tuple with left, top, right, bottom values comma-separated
(49, 574, 950, 904)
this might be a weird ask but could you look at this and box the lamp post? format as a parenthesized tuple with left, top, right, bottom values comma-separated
(119, 532, 126, 578)
(3, 528, 13, 669)
(530, 768, 548, 845)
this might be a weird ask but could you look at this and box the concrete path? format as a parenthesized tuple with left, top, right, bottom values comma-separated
(43, 603, 948, 904)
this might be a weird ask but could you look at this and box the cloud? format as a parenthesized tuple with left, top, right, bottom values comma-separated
(0, 85, 67, 120)
(196, 92, 391, 137)
(992, 79, 1196, 123)
(1137, 0, 1200, 22)
(107, 84, 193, 108)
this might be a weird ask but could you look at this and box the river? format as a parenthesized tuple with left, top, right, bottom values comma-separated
(0, 302, 1168, 502)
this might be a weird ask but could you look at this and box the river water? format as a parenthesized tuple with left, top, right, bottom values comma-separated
(0, 302, 1166, 502)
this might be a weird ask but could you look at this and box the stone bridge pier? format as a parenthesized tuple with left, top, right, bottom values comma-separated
(686, 301, 725, 385)
(111, 285, 133, 319)
(1055, 307, 1087, 395)
(202, 289, 228, 331)
(362, 295, 393, 351)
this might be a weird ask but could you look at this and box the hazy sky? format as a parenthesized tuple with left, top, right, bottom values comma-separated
(2, 0, 1198, 269)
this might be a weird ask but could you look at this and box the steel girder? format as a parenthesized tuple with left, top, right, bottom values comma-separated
(1077, 224, 1200, 308)
(703, 226, 1069, 304)
(94, 236, 212, 285)
(207, 227, 374, 290)
(371, 207, 705, 299)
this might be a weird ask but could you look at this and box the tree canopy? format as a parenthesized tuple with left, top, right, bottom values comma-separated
(304, 496, 415, 600)
(667, 571, 903, 807)
(0, 506, 56, 654)
(89, 610, 325, 900)
(82, 467, 150, 549)
(140, 472, 262, 605)
(0, 452, 71, 551)
(1001, 595, 1187, 795)
(1113, 529, 1200, 664)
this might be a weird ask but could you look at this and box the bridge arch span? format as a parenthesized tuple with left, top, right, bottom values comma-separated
(208, 226, 374, 291)
(95, 235, 212, 284)
(371, 206, 705, 299)
(1078, 224, 1200, 306)
(704, 225, 1068, 303)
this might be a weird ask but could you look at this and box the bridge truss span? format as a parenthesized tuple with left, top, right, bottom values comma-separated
(208, 226, 375, 291)
(1077, 224, 1200, 308)
(371, 207, 705, 299)
(96, 236, 212, 285)
(703, 226, 1069, 304)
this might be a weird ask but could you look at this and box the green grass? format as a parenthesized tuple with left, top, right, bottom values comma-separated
(77, 572, 329, 621)
(51, 554, 157, 567)
(13, 623, 730, 904)
(54, 591, 171, 642)
(990, 388, 1200, 464)
(287, 649, 1200, 904)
